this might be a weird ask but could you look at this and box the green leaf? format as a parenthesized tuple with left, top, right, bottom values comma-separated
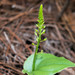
(22, 53, 75, 75)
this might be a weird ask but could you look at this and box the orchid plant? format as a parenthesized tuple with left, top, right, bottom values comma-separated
(22, 4, 75, 75)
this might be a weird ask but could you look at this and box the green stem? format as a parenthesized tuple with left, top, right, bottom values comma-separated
(32, 29, 41, 71)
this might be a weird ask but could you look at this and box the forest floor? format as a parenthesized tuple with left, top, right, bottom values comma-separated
(0, 0, 75, 75)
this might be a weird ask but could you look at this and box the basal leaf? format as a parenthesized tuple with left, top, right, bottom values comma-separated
(22, 53, 75, 75)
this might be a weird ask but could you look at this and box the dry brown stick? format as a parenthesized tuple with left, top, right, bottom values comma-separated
(56, 1, 75, 43)
(25, 44, 32, 54)
(4, 32, 17, 54)
(56, 0, 70, 21)
(4, 27, 32, 54)
(0, 62, 23, 74)
(9, 8, 33, 21)
(4, 27, 24, 43)
(65, 25, 75, 43)
(0, 0, 25, 10)
(55, 23, 70, 54)
(0, 36, 10, 50)
(15, 16, 24, 32)
(0, 73, 3, 75)
(0, 17, 9, 21)
(5, 43, 10, 56)
(0, 8, 34, 28)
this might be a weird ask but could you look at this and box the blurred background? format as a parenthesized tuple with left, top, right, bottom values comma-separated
(0, 0, 75, 75)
